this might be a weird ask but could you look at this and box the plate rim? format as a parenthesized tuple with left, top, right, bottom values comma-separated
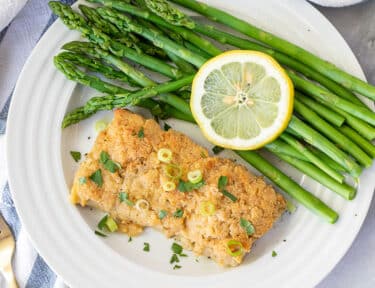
(6, 0, 374, 287)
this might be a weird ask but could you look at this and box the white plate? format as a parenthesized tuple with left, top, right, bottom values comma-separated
(6, 0, 375, 287)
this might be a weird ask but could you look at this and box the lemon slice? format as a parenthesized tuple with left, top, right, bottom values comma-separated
(191, 50, 294, 150)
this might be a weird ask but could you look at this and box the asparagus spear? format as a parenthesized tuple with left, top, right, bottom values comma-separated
(339, 126, 375, 158)
(279, 133, 344, 183)
(295, 93, 344, 127)
(57, 51, 132, 84)
(96, 7, 207, 67)
(271, 151, 355, 200)
(288, 72, 375, 126)
(170, 0, 375, 100)
(236, 150, 338, 223)
(266, 139, 308, 162)
(294, 98, 372, 167)
(88, 0, 222, 57)
(49, 2, 182, 79)
(54, 54, 129, 94)
(288, 116, 362, 177)
(84, 75, 194, 112)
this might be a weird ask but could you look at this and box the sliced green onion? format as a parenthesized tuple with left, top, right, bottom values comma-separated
(173, 208, 184, 218)
(79, 177, 87, 185)
(138, 127, 145, 138)
(187, 169, 203, 184)
(158, 210, 168, 219)
(105, 216, 118, 232)
(95, 120, 108, 133)
(286, 200, 297, 213)
(221, 190, 237, 202)
(158, 148, 173, 163)
(100, 151, 121, 173)
(178, 179, 205, 192)
(143, 242, 150, 252)
(171, 242, 183, 255)
(218, 176, 228, 190)
(119, 192, 134, 206)
(226, 240, 243, 257)
(173, 265, 182, 270)
(272, 250, 277, 257)
(97, 215, 108, 230)
(200, 201, 216, 216)
(162, 181, 176, 191)
(212, 146, 224, 155)
(240, 218, 255, 235)
(164, 164, 182, 179)
(135, 199, 150, 211)
(94, 230, 107, 237)
(170, 254, 180, 264)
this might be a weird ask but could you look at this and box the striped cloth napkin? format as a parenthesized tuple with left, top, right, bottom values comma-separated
(0, 1, 74, 287)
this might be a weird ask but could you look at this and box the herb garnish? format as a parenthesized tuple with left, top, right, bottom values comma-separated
(163, 123, 171, 131)
(158, 210, 168, 219)
(143, 242, 150, 252)
(272, 250, 277, 257)
(89, 169, 103, 187)
(100, 151, 121, 173)
(212, 146, 224, 155)
(178, 179, 205, 192)
(240, 218, 255, 235)
(79, 177, 87, 184)
(128, 236, 132, 242)
(172, 242, 183, 254)
(119, 192, 134, 206)
(138, 127, 145, 138)
(170, 254, 179, 264)
(70, 151, 81, 162)
(218, 176, 237, 202)
(94, 230, 107, 237)
(173, 265, 182, 270)
(173, 209, 184, 218)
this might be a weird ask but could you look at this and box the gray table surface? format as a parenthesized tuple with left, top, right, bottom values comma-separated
(314, 1, 375, 287)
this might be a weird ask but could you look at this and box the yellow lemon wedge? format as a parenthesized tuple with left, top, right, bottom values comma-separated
(191, 50, 294, 150)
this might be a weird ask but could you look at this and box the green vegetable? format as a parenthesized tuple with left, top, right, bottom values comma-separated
(217, 176, 228, 190)
(187, 170, 203, 184)
(163, 123, 171, 131)
(97, 215, 108, 230)
(170, 254, 179, 264)
(105, 217, 118, 232)
(294, 98, 372, 167)
(286, 200, 297, 213)
(128, 236, 132, 242)
(173, 265, 181, 270)
(226, 240, 243, 257)
(171, 242, 183, 254)
(272, 251, 277, 257)
(170, 0, 375, 100)
(119, 192, 134, 206)
(87, 0, 222, 56)
(158, 210, 168, 219)
(173, 209, 184, 218)
(79, 177, 87, 184)
(95, 230, 107, 237)
(70, 151, 82, 162)
(212, 146, 224, 155)
(177, 179, 205, 192)
(221, 190, 237, 202)
(100, 151, 121, 173)
(339, 125, 375, 158)
(279, 133, 343, 183)
(89, 169, 103, 187)
(138, 127, 145, 138)
(240, 218, 255, 236)
(143, 242, 150, 252)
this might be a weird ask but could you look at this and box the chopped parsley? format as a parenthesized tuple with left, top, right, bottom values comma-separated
(137, 127, 145, 138)
(218, 176, 237, 202)
(100, 151, 121, 173)
(70, 151, 81, 162)
(94, 230, 107, 237)
(163, 123, 171, 131)
(240, 218, 255, 235)
(170, 254, 180, 264)
(89, 169, 103, 187)
(79, 177, 87, 184)
(171, 242, 183, 254)
(177, 179, 205, 192)
(272, 250, 277, 257)
(173, 265, 182, 270)
(212, 146, 224, 155)
(119, 192, 134, 206)
(143, 242, 150, 252)
(158, 210, 168, 220)
(173, 209, 184, 218)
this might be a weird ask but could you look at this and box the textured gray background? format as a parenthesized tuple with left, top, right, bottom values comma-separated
(315, 1, 375, 287)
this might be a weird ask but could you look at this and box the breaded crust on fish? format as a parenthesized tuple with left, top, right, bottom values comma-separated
(71, 109, 286, 266)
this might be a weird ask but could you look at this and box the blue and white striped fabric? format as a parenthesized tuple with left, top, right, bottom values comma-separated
(0, 0, 75, 287)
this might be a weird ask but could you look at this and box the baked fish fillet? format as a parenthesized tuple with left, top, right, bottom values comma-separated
(71, 109, 286, 266)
